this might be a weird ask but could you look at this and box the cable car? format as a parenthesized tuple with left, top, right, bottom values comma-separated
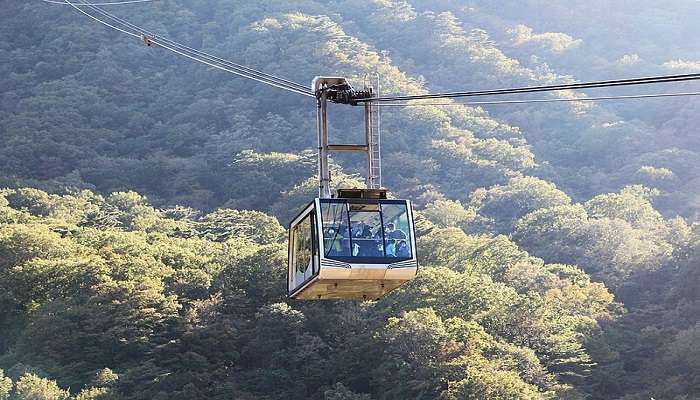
(288, 77, 418, 300)
(288, 189, 418, 300)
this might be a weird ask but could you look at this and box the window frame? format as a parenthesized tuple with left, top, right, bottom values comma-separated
(288, 203, 319, 296)
(320, 201, 352, 258)
(319, 198, 414, 264)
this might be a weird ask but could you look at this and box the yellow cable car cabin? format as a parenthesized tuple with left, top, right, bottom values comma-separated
(288, 189, 418, 300)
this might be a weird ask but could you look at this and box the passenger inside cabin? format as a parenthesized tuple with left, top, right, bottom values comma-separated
(386, 223, 407, 258)
(396, 239, 410, 257)
(369, 232, 383, 257)
(385, 238, 396, 257)
(325, 225, 350, 257)
(352, 220, 372, 239)
(351, 219, 386, 257)
(385, 222, 407, 241)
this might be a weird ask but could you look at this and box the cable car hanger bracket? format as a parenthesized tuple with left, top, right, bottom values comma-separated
(313, 77, 381, 199)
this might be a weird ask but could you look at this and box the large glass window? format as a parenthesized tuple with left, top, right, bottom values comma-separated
(320, 202, 351, 257)
(292, 214, 315, 287)
(319, 200, 413, 261)
(381, 203, 412, 258)
(349, 208, 384, 258)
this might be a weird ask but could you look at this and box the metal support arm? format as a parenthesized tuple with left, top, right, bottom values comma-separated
(313, 76, 380, 198)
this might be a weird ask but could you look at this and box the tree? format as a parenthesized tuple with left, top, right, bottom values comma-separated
(0, 224, 74, 271)
(374, 308, 461, 399)
(75, 387, 112, 400)
(444, 369, 545, 400)
(215, 244, 287, 315)
(14, 373, 70, 400)
(4, 1, 699, 397)
(15, 280, 181, 388)
(513, 204, 588, 264)
(0, 370, 11, 400)
(238, 303, 331, 398)
(470, 176, 571, 233)
(91, 368, 118, 388)
(583, 186, 664, 230)
(422, 199, 476, 229)
(197, 209, 285, 244)
(324, 383, 372, 400)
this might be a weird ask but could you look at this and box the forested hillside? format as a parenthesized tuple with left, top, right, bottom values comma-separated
(2, 1, 700, 399)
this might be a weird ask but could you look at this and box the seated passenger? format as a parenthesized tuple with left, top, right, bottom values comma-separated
(385, 239, 396, 257)
(324, 228, 334, 250)
(385, 223, 407, 241)
(351, 222, 360, 237)
(338, 224, 348, 237)
(352, 243, 373, 257)
(328, 237, 347, 256)
(396, 240, 410, 257)
(325, 226, 351, 257)
(350, 221, 375, 256)
(352, 221, 373, 239)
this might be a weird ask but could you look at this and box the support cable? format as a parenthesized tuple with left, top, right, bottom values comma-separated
(43, 0, 153, 5)
(360, 73, 700, 103)
(84, 3, 311, 93)
(78, 0, 312, 95)
(372, 90, 700, 107)
(51, 0, 700, 104)
(61, 0, 141, 38)
(59, 0, 313, 97)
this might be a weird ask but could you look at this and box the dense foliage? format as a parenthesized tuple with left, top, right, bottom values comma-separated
(0, 188, 616, 399)
(2, 0, 700, 398)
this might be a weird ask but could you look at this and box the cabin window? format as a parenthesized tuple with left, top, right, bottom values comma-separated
(349, 207, 385, 257)
(319, 200, 413, 262)
(320, 202, 352, 257)
(292, 213, 315, 286)
(380, 203, 412, 258)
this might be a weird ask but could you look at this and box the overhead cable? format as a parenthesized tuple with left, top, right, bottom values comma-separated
(373, 91, 700, 107)
(43, 0, 153, 5)
(52, 0, 700, 104)
(61, 0, 141, 38)
(360, 73, 700, 103)
(59, 0, 313, 97)
(147, 38, 316, 96)
(74, 0, 312, 96)
(81, 2, 311, 94)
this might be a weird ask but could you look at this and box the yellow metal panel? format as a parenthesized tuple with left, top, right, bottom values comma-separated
(385, 267, 417, 280)
(292, 278, 412, 300)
